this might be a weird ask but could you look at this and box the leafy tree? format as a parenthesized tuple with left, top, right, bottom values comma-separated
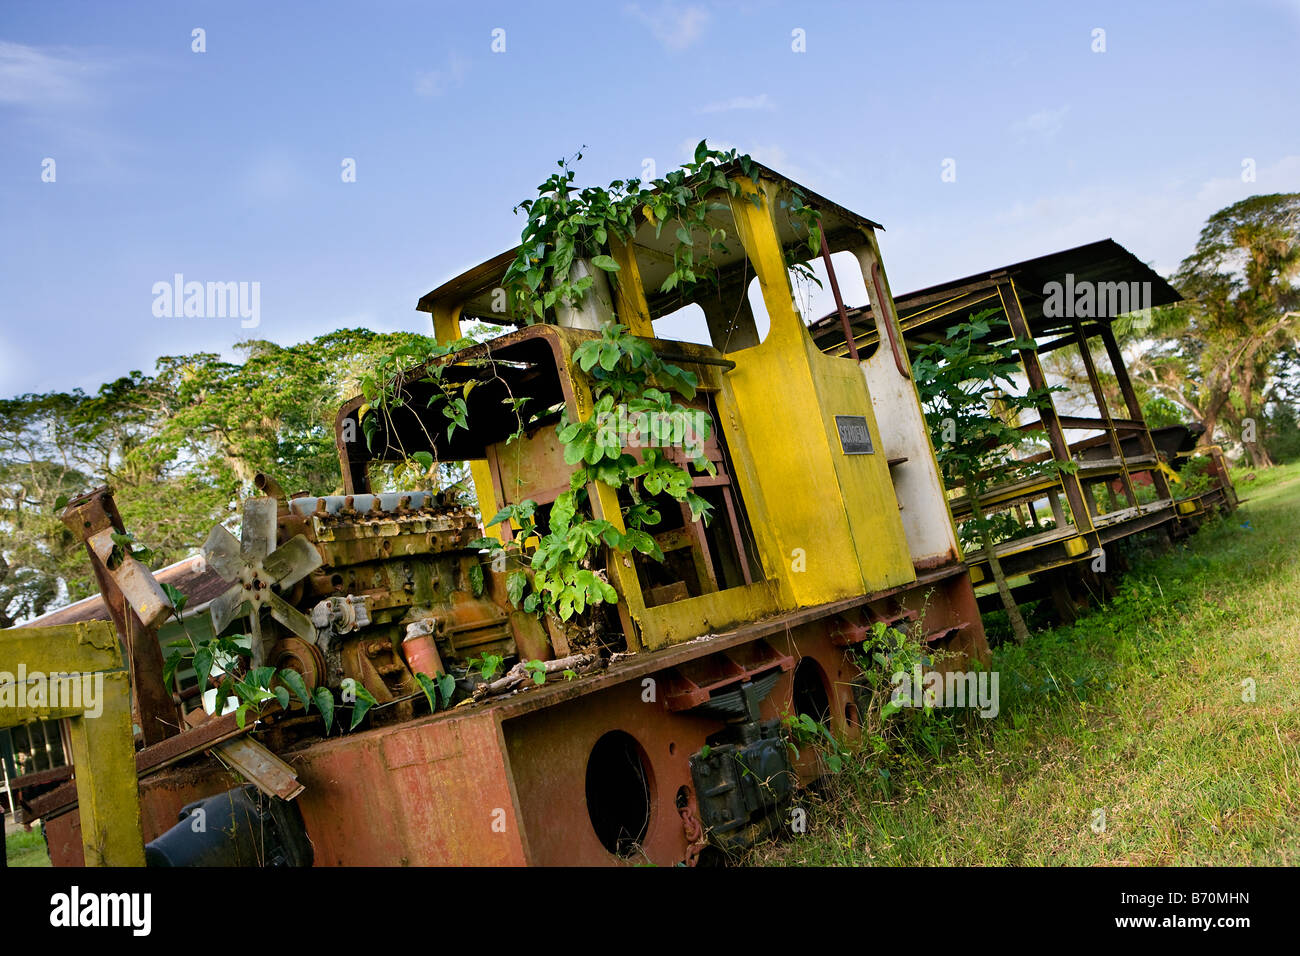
(1263, 402, 1300, 464)
(0, 392, 91, 625)
(143, 329, 434, 496)
(1140, 395, 1190, 429)
(1131, 193, 1300, 467)
(0, 328, 430, 625)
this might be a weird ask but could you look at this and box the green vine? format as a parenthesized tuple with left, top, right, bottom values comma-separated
(159, 581, 374, 733)
(474, 319, 718, 621)
(367, 143, 824, 626)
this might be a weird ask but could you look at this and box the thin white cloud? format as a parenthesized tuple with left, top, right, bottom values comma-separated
(981, 154, 1300, 279)
(1194, 154, 1300, 206)
(624, 3, 709, 51)
(1011, 106, 1069, 140)
(749, 144, 796, 175)
(414, 53, 469, 97)
(0, 40, 106, 108)
(698, 93, 774, 114)
(241, 151, 303, 201)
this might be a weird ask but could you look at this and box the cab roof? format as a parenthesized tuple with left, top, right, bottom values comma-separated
(416, 161, 884, 327)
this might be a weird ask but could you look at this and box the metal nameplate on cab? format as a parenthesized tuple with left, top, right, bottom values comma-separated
(834, 415, 874, 455)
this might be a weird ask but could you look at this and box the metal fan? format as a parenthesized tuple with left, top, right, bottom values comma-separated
(203, 497, 323, 667)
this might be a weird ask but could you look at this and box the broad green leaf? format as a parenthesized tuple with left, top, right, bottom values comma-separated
(415, 672, 439, 712)
(194, 647, 214, 691)
(279, 668, 312, 709)
(507, 571, 527, 607)
(314, 687, 335, 732)
(161, 581, 187, 615)
(349, 697, 373, 731)
(437, 673, 456, 707)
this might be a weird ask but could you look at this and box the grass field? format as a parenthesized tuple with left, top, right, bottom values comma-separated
(3, 825, 50, 867)
(5, 467, 1296, 869)
(756, 462, 1300, 866)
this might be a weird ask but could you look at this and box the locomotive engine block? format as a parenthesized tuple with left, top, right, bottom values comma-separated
(264, 491, 522, 717)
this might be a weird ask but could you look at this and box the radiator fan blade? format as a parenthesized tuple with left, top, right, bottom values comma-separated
(263, 535, 323, 590)
(268, 591, 317, 643)
(241, 497, 279, 562)
(249, 612, 266, 669)
(209, 582, 248, 636)
(202, 524, 243, 581)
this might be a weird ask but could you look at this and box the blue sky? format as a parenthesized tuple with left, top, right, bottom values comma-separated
(1, 0, 1297, 396)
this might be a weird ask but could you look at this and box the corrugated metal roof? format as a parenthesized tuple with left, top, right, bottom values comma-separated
(810, 238, 1181, 352)
(18, 555, 228, 628)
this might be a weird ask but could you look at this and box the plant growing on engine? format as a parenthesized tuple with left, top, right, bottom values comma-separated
(476, 322, 719, 621)
(369, 143, 824, 625)
(159, 581, 373, 732)
(414, 671, 457, 712)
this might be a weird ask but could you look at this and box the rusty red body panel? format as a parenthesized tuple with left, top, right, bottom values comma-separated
(44, 565, 983, 867)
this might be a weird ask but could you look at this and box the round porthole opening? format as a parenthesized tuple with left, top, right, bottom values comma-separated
(792, 658, 831, 725)
(585, 730, 652, 857)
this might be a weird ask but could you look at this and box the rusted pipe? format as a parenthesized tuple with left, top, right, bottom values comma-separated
(254, 473, 287, 510)
(870, 262, 911, 379)
(820, 230, 858, 362)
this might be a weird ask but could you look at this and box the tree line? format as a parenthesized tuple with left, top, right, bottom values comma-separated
(0, 329, 430, 626)
(1128, 192, 1300, 467)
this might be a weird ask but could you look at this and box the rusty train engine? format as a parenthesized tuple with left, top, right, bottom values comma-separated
(43, 161, 993, 867)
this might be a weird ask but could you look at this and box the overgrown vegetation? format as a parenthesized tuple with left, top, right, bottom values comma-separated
(463, 322, 713, 622)
(913, 308, 1073, 643)
(159, 582, 381, 733)
(3, 824, 48, 868)
(753, 463, 1300, 865)
(360, 144, 817, 627)
(0, 329, 432, 626)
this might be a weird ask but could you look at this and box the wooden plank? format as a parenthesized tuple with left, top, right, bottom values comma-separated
(61, 489, 177, 745)
(66, 670, 144, 865)
(1001, 279, 1096, 537)
(1072, 318, 1138, 508)
(0, 620, 123, 675)
(210, 737, 303, 801)
(5, 763, 72, 791)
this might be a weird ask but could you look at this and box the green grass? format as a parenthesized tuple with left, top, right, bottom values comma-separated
(4, 824, 51, 867)
(757, 461, 1300, 866)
